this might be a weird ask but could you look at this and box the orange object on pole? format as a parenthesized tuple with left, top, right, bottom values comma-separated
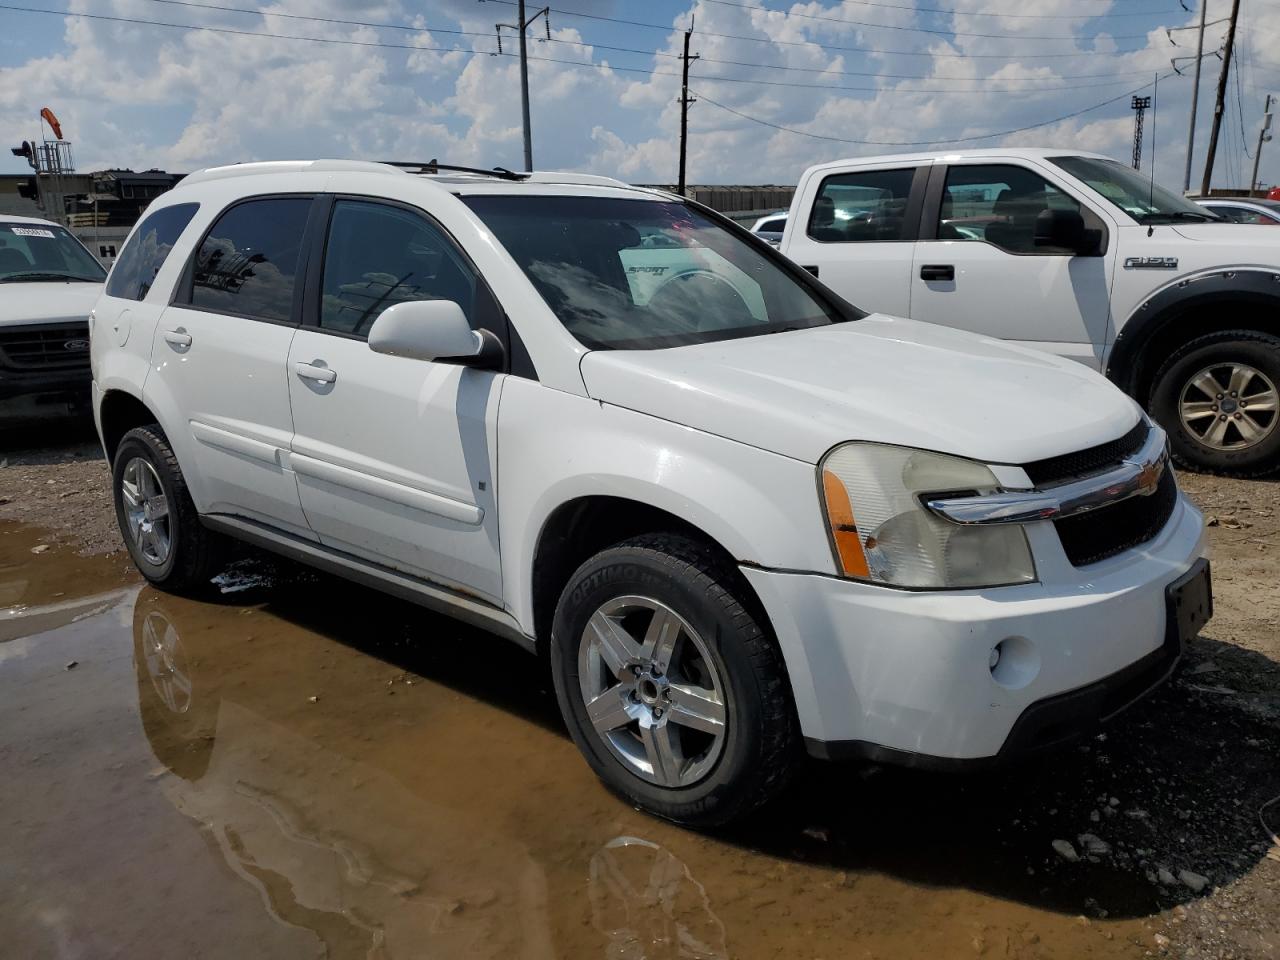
(40, 107, 63, 140)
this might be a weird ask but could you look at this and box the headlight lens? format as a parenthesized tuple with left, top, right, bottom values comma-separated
(820, 443, 1036, 589)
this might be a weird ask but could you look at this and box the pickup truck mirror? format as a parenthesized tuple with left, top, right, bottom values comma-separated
(1034, 208, 1096, 255)
(367, 300, 503, 368)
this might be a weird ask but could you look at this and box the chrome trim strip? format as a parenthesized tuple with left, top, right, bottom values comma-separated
(927, 426, 1169, 526)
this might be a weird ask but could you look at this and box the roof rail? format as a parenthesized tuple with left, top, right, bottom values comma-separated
(384, 160, 528, 181)
(524, 171, 631, 188)
(181, 159, 405, 186)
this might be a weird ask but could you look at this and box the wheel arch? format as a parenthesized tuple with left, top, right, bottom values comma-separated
(528, 495, 774, 663)
(1107, 269, 1280, 401)
(98, 388, 162, 466)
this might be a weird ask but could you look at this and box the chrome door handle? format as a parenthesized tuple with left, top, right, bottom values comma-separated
(294, 361, 337, 384)
(163, 329, 192, 347)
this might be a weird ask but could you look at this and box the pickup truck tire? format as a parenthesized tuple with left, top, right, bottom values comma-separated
(111, 425, 225, 593)
(1150, 330, 1280, 477)
(550, 533, 798, 827)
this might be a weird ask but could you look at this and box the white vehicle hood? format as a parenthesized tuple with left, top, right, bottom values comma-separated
(579, 315, 1141, 466)
(0, 282, 103, 326)
(1171, 223, 1280, 250)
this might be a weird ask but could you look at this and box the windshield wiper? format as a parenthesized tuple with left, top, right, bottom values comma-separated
(1136, 211, 1217, 224)
(0, 271, 102, 283)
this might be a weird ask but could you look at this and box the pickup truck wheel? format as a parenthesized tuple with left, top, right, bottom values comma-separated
(112, 425, 224, 592)
(1150, 330, 1280, 476)
(550, 533, 798, 827)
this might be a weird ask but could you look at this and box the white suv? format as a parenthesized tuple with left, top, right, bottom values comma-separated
(91, 160, 1211, 826)
(780, 149, 1280, 476)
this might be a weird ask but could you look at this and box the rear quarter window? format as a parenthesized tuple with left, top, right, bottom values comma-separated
(106, 203, 200, 301)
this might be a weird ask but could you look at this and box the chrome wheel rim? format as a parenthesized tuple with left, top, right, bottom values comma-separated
(121, 457, 172, 566)
(1179, 362, 1278, 450)
(578, 596, 727, 788)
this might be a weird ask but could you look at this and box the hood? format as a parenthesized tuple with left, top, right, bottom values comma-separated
(0, 282, 103, 326)
(579, 316, 1141, 466)
(1171, 223, 1280, 247)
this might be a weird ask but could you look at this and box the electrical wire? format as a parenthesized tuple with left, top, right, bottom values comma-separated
(699, 0, 1177, 42)
(478, 0, 1161, 60)
(138, 0, 1160, 84)
(0, 4, 1163, 96)
(690, 76, 1166, 146)
(805, 0, 1184, 18)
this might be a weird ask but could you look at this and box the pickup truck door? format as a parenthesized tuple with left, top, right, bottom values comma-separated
(285, 197, 504, 604)
(781, 165, 926, 318)
(908, 161, 1116, 370)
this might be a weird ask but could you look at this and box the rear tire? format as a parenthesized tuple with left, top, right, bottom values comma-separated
(550, 533, 799, 828)
(112, 425, 225, 592)
(1149, 329, 1280, 476)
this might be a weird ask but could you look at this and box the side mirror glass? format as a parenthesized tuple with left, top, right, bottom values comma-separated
(1034, 208, 1095, 255)
(367, 300, 502, 368)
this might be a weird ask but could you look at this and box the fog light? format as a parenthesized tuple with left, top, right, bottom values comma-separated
(988, 644, 1002, 671)
(989, 636, 1040, 690)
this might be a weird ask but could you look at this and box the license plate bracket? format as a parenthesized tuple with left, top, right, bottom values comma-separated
(1166, 557, 1212, 650)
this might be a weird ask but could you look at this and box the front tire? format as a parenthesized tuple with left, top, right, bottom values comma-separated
(550, 533, 799, 827)
(1149, 329, 1280, 476)
(112, 425, 224, 592)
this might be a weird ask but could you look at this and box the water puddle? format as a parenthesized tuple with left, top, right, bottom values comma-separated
(0, 526, 1229, 959)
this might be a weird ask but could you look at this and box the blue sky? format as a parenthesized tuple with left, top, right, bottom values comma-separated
(2, 1, 1277, 190)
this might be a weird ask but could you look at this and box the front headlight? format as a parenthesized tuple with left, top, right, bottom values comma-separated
(820, 443, 1036, 589)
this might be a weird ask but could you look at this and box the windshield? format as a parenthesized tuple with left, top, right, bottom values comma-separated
(0, 221, 106, 282)
(1049, 156, 1218, 224)
(462, 195, 852, 350)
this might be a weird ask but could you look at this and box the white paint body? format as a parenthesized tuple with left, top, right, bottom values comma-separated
(780, 148, 1280, 372)
(92, 160, 1205, 762)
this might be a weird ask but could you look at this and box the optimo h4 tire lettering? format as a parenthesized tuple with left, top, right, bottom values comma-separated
(550, 533, 799, 827)
(1150, 329, 1280, 477)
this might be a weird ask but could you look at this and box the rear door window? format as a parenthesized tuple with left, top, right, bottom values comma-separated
(188, 197, 312, 322)
(105, 202, 199, 301)
(807, 168, 916, 242)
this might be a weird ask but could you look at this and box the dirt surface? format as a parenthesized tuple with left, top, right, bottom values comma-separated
(1, 422, 1277, 960)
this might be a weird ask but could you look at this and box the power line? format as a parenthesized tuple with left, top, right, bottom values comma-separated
(690, 76, 1167, 146)
(0, 4, 1161, 96)
(479, 1, 1162, 60)
(138, 0, 1161, 84)
(700, 0, 1176, 42)
(806, 0, 1184, 18)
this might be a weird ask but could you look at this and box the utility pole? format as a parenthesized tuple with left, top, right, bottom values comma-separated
(1249, 94, 1274, 194)
(495, 1, 550, 171)
(1182, 0, 1208, 193)
(678, 20, 698, 196)
(1132, 96, 1151, 170)
(1200, 0, 1242, 196)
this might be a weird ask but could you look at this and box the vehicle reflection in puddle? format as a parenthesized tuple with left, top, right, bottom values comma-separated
(1, 528, 1156, 959)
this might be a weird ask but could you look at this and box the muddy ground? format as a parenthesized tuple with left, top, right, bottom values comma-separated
(1, 421, 1277, 960)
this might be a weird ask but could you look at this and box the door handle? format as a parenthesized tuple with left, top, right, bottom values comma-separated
(294, 361, 337, 384)
(163, 328, 192, 348)
(920, 264, 955, 282)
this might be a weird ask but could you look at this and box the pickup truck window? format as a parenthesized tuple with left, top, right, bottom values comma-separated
(1049, 156, 1217, 224)
(938, 164, 1081, 254)
(807, 168, 915, 243)
(319, 200, 477, 338)
(0, 221, 106, 285)
(463, 195, 849, 350)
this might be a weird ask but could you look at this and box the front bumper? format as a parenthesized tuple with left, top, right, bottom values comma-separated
(0, 368, 91, 418)
(741, 492, 1209, 764)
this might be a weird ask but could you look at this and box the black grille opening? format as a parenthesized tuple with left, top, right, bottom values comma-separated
(1024, 420, 1147, 487)
(0, 322, 90, 371)
(1054, 469, 1178, 567)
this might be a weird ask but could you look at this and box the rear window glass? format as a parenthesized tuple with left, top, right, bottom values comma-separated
(188, 197, 311, 322)
(105, 203, 199, 300)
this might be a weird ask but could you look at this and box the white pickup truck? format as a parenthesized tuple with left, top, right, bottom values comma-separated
(778, 149, 1280, 476)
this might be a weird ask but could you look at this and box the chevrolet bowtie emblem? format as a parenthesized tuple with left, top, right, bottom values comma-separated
(1131, 460, 1161, 496)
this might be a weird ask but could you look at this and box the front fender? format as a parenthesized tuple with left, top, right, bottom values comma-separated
(1108, 268, 1280, 394)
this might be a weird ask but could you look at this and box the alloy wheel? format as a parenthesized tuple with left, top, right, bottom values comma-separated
(577, 596, 727, 788)
(1179, 362, 1279, 450)
(121, 457, 172, 565)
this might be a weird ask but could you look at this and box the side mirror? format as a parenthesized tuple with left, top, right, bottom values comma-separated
(1034, 208, 1095, 255)
(367, 300, 503, 368)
